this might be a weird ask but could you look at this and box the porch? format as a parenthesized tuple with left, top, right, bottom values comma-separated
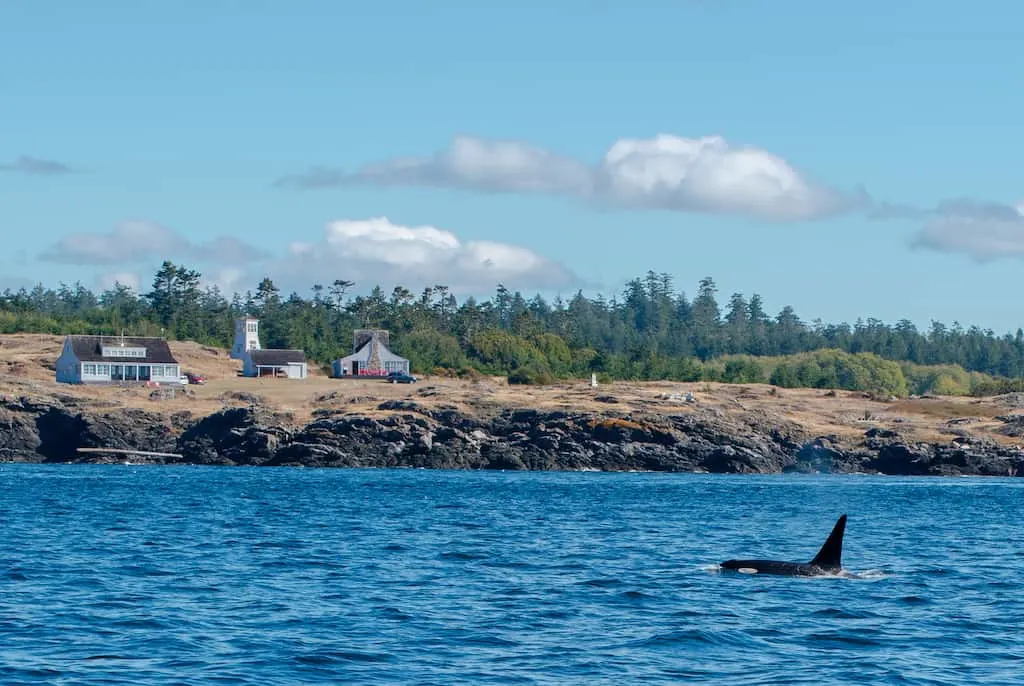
(80, 362, 180, 383)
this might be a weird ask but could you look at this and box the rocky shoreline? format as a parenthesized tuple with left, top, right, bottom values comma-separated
(2, 393, 1024, 477)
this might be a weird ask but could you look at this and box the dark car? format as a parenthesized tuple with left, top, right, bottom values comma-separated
(185, 372, 207, 385)
(388, 373, 417, 384)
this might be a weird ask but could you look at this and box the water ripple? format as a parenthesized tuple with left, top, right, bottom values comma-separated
(2, 465, 1024, 684)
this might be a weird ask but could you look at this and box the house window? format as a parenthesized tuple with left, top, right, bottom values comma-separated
(247, 323, 257, 333)
(152, 366, 164, 377)
(84, 363, 97, 375)
(98, 364, 109, 375)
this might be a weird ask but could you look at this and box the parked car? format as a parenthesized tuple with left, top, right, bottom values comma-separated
(388, 373, 417, 384)
(176, 375, 190, 386)
(185, 372, 207, 385)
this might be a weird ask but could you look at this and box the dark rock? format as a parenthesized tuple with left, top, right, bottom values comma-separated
(217, 391, 265, 406)
(789, 437, 850, 473)
(482, 443, 527, 470)
(272, 442, 356, 467)
(29, 406, 177, 463)
(0, 401, 44, 462)
(996, 415, 1024, 438)
(870, 443, 934, 476)
(701, 445, 778, 474)
(177, 406, 291, 465)
(4, 391, 1024, 477)
(377, 400, 422, 413)
(169, 410, 195, 431)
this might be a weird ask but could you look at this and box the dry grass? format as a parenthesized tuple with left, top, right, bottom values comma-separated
(0, 333, 1020, 446)
(887, 398, 1004, 419)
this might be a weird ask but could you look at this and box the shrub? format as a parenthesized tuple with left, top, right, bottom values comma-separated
(507, 362, 555, 385)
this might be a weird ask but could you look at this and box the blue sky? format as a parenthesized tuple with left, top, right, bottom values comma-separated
(3, 0, 1023, 333)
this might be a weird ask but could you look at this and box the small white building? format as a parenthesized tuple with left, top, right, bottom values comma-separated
(230, 316, 308, 379)
(243, 349, 308, 379)
(332, 329, 410, 377)
(230, 315, 261, 359)
(55, 335, 181, 384)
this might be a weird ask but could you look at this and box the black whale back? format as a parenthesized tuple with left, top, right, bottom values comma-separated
(719, 513, 849, 576)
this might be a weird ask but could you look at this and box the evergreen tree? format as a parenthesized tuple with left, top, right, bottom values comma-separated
(1, 266, 1022, 394)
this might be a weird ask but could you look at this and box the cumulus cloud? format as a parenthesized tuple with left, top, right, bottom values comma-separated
(0, 155, 76, 176)
(595, 135, 861, 220)
(95, 271, 141, 292)
(39, 220, 268, 266)
(38, 216, 580, 297)
(910, 199, 1024, 261)
(267, 216, 582, 294)
(200, 267, 246, 294)
(275, 134, 863, 221)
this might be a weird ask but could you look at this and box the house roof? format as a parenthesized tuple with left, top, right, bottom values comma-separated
(249, 349, 306, 366)
(66, 335, 178, 364)
(336, 338, 409, 364)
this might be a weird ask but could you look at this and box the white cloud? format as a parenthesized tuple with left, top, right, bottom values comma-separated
(911, 199, 1024, 261)
(38, 216, 580, 298)
(265, 216, 582, 294)
(595, 135, 855, 220)
(39, 220, 268, 266)
(43, 221, 188, 265)
(200, 236, 269, 264)
(276, 134, 863, 221)
(96, 271, 141, 292)
(200, 267, 245, 294)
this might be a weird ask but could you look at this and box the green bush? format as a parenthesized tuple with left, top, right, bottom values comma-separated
(507, 361, 556, 385)
(720, 357, 766, 384)
(970, 377, 1024, 397)
(764, 349, 907, 397)
(469, 329, 546, 374)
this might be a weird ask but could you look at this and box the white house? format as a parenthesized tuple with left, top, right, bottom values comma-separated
(55, 335, 181, 385)
(332, 329, 410, 377)
(243, 349, 308, 379)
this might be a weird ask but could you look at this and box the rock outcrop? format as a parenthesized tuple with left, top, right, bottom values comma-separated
(2, 394, 1023, 477)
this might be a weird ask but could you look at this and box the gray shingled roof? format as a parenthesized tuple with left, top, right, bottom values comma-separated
(68, 335, 178, 363)
(337, 339, 408, 364)
(249, 349, 306, 366)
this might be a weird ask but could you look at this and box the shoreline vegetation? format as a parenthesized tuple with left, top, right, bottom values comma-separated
(2, 263, 1022, 398)
(1, 265, 1022, 475)
(1, 334, 1022, 476)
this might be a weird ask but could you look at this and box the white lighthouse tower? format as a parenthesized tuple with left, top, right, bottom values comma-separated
(230, 316, 261, 359)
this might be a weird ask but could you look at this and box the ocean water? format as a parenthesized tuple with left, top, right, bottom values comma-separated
(1, 466, 1022, 685)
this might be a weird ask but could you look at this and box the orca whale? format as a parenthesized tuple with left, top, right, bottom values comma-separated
(720, 514, 847, 577)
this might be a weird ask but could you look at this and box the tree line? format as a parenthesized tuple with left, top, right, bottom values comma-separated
(1, 261, 1022, 397)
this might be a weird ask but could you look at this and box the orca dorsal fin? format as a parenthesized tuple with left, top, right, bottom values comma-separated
(808, 514, 847, 569)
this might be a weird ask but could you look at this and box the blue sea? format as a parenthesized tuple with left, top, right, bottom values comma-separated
(1, 465, 1023, 685)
